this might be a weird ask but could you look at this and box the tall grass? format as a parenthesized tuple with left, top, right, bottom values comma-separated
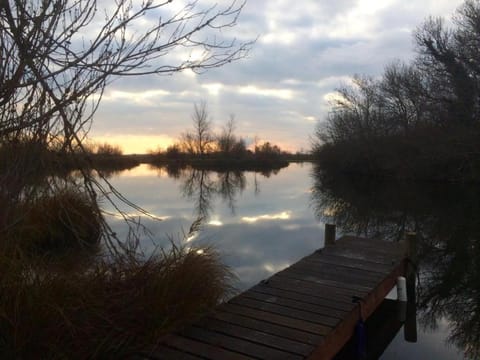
(0, 245, 234, 359)
(9, 188, 102, 257)
(1, 171, 234, 358)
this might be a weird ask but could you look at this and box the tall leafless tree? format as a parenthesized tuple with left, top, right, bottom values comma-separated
(181, 100, 214, 155)
(217, 114, 236, 154)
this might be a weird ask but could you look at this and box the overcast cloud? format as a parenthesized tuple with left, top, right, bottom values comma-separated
(90, 0, 465, 153)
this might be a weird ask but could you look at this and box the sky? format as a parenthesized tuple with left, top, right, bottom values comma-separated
(90, 0, 465, 154)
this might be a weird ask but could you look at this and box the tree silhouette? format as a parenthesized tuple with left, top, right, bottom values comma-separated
(0, 0, 252, 252)
(0, 0, 252, 150)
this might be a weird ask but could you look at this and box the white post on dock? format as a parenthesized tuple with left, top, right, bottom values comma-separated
(397, 276, 408, 322)
(397, 276, 407, 302)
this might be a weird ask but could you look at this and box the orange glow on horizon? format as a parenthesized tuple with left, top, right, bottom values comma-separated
(90, 134, 307, 155)
(90, 134, 175, 154)
(251, 138, 304, 154)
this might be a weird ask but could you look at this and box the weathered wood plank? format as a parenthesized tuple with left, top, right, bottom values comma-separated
(181, 326, 303, 360)
(295, 258, 387, 281)
(258, 278, 358, 305)
(230, 296, 339, 328)
(242, 290, 347, 320)
(162, 334, 253, 360)
(287, 262, 382, 285)
(196, 317, 315, 356)
(140, 345, 205, 360)
(320, 238, 405, 266)
(210, 310, 324, 346)
(219, 303, 332, 335)
(250, 284, 355, 312)
(302, 253, 394, 274)
(272, 270, 373, 294)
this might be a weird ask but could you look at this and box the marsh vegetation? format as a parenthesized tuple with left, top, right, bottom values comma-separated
(314, 0, 480, 182)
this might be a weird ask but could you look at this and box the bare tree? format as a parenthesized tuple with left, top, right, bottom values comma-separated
(0, 0, 252, 150)
(316, 76, 390, 144)
(181, 101, 214, 156)
(0, 0, 252, 253)
(217, 114, 236, 154)
(380, 62, 431, 133)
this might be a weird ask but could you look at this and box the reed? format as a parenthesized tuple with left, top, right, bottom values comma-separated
(0, 244, 234, 359)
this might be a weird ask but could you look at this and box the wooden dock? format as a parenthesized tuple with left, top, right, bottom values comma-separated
(142, 235, 407, 360)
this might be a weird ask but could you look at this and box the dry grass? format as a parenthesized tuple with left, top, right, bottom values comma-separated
(0, 245, 234, 359)
(1, 183, 234, 358)
(5, 187, 102, 258)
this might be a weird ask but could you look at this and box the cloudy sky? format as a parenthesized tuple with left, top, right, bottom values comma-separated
(90, 0, 465, 154)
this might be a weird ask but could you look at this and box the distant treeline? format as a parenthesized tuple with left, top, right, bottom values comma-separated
(314, 0, 480, 182)
(0, 140, 140, 180)
(148, 101, 311, 169)
(0, 135, 311, 181)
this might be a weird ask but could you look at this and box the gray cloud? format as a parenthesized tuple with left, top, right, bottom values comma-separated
(91, 0, 465, 153)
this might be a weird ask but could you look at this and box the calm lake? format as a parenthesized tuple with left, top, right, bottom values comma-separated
(104, 162, 476, 359)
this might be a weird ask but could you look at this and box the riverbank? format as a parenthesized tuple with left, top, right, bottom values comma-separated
(314, 127, 480, 182)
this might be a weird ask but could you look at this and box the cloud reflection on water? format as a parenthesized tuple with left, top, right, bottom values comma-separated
(104, 163, 322, 291)
(241, 211, 291, 223)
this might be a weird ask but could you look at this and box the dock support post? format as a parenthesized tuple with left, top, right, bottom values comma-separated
(404, 277, 417, 343)
(404, 232, 417, 343)
(406, 232, 417, 264)
(325, 224, 336, 246)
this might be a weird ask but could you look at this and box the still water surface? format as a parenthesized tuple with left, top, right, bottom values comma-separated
(105, 163, 321, 290)
(104, 162, 475, 359)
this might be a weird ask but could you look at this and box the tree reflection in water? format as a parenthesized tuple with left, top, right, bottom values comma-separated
(151, 163, 281, 223)
(311, 164, 480, 359)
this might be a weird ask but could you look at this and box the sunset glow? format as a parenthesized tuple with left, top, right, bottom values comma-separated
(91, 134, 175, 154)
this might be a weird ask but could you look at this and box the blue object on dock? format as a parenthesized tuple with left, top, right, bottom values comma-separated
(355, 318, 367, 359)
(353, 295, 367, 360)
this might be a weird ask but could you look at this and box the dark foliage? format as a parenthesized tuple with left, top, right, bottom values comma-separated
(314, 1, 480, 181)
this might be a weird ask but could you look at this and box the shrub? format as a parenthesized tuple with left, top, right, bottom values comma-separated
(8, 187, 102, 257)
(165, 144, 184, 159)
(96, 143, 123, 156)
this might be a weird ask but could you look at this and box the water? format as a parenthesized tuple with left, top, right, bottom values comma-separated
(104, 163, 322, 290)
(103, 162, 478, 359)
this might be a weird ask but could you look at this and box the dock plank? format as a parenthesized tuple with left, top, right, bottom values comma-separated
(161, 334, 253, 360)
(250, 284, 355, 312)
(195, 317, 315, 356)
(181, 326, 303, 360)
(153, 236, 407, 360)
(272, 270, 373, 294)
(293, 259, 386, 281)
(139, 345, 204, 360)
(230, 296, 340, 327)
(210, 310, 324, 346)
(219, 303, 332, 335)
(259, 277, 360, 305)
(242, 290, 347, 320)
(287, 263, 382, 285)
(302, 253, 394, 274)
